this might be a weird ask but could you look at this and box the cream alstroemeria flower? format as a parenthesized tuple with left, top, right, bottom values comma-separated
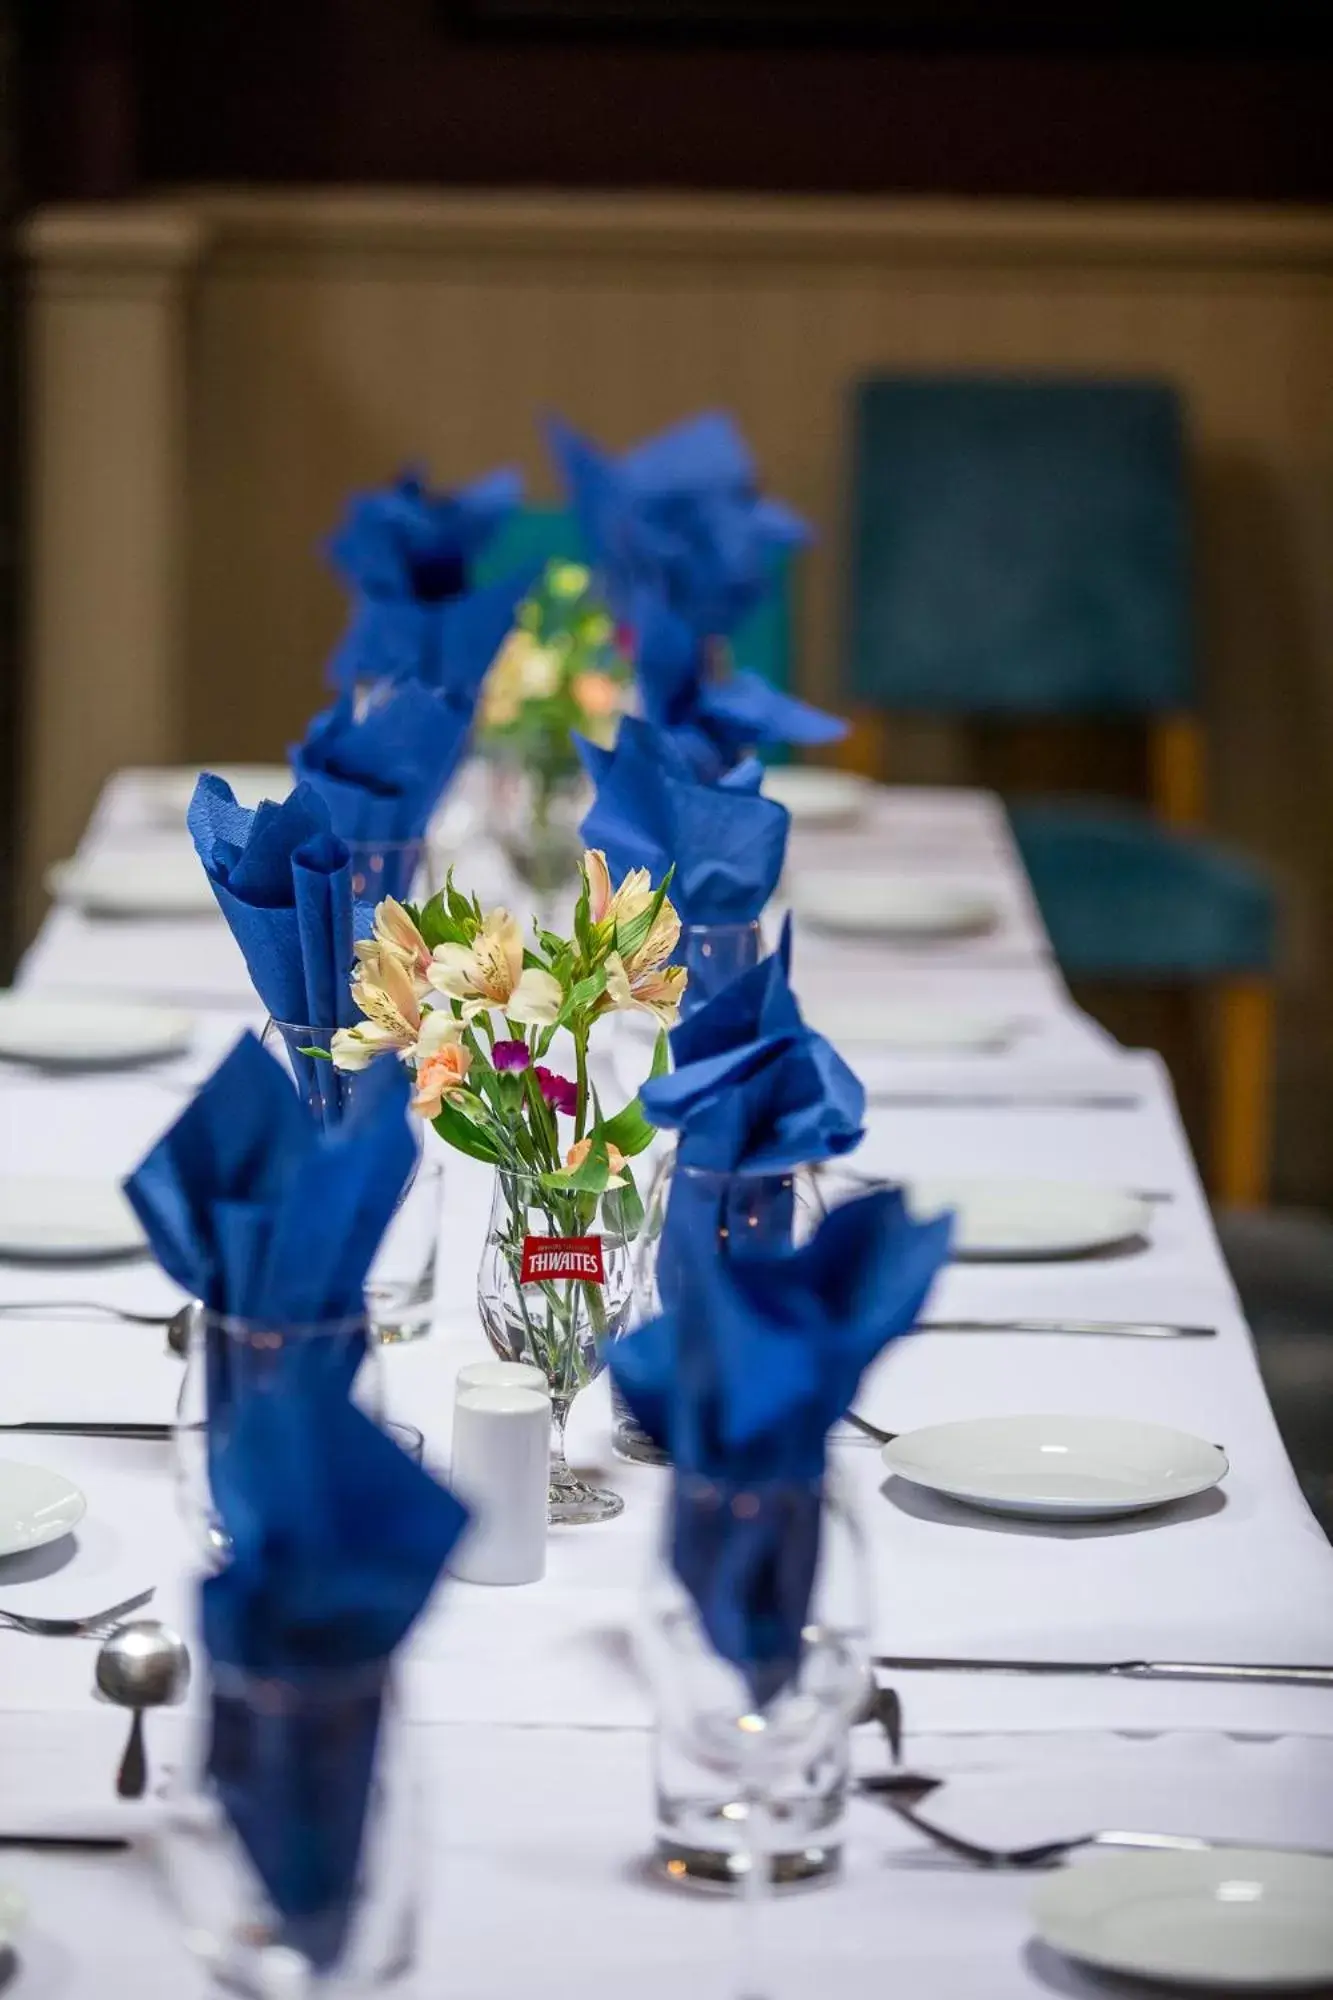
(583, 849, 652, 928)
(369, 897, 432, 984)
(426, 907, 563, 1025)
(603, 949, 687, 1030)
(330, 1020, 404, 1072)
(349, 943, 424, 1048)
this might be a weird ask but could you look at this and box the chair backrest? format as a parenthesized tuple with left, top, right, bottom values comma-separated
(477, 504, 798, 695)
(845, 375, 1193, 716)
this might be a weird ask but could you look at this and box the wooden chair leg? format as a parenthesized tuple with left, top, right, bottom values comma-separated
(833, 706, 889, 781)
(1211, 977, 1275, 1208)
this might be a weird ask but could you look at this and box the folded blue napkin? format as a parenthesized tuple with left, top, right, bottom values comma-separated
(326, 564, 537, 704)
(292, 681, 471, 894)
(611, 1188, 950, 1705)
(634, 590, 847, 779)
(640, 917, 864, 1174)
(203, 1379, 466, 1970)
(326, 464, 521, 605)
(548, 411, 808, 635)
(578, 715, 789, 1011)
(124, 1030, 415, 1325)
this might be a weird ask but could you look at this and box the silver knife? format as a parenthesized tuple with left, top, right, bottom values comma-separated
(872, 1656, 1333, 1687)
(866, 1091, 1142, 1111)
(0, 1421, 172, 1439)
(917, 1318, 1216, 1339)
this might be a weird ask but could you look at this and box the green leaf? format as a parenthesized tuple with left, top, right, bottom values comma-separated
(602, 1170, 645, 1246)
(573, 867, 594, 962)
(555, 966, 606, 1028)
(541, 1128, 613, 1194)
(416, 890, 471, 952)
(296, 1044, 332, 1062)
(648, 1028, 670, 1081)
(432, 1098, 503, 1165)
(600, 1096, 657, 1160)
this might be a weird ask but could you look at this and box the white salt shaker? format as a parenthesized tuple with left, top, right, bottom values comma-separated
(456, 1358, 550, 1400)
(449, 1382, 549, 1585)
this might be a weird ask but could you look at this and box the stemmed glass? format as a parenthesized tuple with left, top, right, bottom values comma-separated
(639, 1471, 871, 1996)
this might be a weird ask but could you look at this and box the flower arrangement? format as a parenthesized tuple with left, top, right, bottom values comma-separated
(331, 850, 685, 1210)
(479, 560, 631, 782)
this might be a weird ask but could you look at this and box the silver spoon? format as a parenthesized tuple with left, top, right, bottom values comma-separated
(95, 1620, 191, 1798)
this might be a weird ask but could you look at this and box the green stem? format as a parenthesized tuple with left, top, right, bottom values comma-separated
(574, 1028, 589, 1142)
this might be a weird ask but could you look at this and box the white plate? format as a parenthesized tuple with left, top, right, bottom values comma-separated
(905, 1176, 1150, 1260)
(0, 993, 193, 1069)
(46, 851, 219, 920)
(801, 997, 1024, 1052)
(789, 871, 998, 941)
(0, 1178, 148, 1262)
(0, 1460, 87, 1557)
(760, 766, 874, 829)
(1032, 1847, 1333, 1991)
(0, 1882, 25, 1950)
(881, 1414, 1227, 1519)
(143, 762, 292, 822)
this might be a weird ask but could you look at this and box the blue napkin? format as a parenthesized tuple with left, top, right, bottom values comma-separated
(124, 1031, 415, 1325)
(326, 564, 538, 704)
(640, 918, 864, 1174)
(292, 681, 471, 893)
(634, 590, 847, 778)
(203, 1381, 466, 1970)
(578, 715, 789, 1011)
(548, 411, 808, 635)
(326, 464, 521, 604)
(610, 1188, 950, 1705)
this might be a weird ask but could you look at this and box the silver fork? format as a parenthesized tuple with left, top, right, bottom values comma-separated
(883, 1795, 1333, 1868)
(0, 1587, 155, 1639)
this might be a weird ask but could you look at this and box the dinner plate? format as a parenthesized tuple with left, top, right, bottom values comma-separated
(0, 994, 193, 1069)
(46, 851, 218, 919)
(1031, 1847, 1333, 1990)
(0, 1883, 25, 1950)
(801, 998, 1024, 1052)
(881, 1415, 1228, 1519)
(0, 1461, 87, 1557)
(760, 766, 874, 829)
(144, 762, 291, 821)
(904, 1177, 1150, 1260)
(0, 1177, 148, 1262)
(789, 871, 998, 941)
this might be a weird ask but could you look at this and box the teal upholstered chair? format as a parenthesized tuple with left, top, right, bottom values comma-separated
(844, 374, 1278, 1204)
(476, 504, 797, 702)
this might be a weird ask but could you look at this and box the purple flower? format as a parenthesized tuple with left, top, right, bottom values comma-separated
(535, 1066, 578, 1117)
(492, 1039, 531, 1074)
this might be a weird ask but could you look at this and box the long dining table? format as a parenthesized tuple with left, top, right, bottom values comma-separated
(3, 767, 1333, 1998)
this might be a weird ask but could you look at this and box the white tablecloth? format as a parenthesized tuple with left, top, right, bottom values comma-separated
(3, 769, 1333, 1996)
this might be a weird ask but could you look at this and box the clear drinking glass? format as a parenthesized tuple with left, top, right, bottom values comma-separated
(615, 1155, 828, 1466)
(366, 1153, 442, 1345)
(175, 1310, 382, 1567)
(677, 920, 764, 1019)
(159, 1661, 418, 1997)
(642, 1472, 871, 1974)
(345, 839, 425, 907)
(262, 1020, 354, 1129)
(477, 1166, 634, 1524)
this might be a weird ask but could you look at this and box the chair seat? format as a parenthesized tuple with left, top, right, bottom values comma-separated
(1008, 801, 1276, 980)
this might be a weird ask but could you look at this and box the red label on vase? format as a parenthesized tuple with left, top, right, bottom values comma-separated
(520, 1235, 605, 1285)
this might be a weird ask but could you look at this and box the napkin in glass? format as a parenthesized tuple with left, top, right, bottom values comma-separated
(326, 464, 521, 604)
(189, 773, 363, 1121)
(610, 1188, 949, 1705)
(202, 1314, 467, 1969)
(547, 410, 807, 635)
(292, 680, 472, 891)
(578, 713, 789, 926)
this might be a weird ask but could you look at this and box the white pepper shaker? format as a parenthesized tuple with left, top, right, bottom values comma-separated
(456, 1358, 550, 1400)
(449, 1383, 549, 1585)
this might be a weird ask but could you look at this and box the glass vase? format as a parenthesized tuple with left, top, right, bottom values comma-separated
(486, 756, 589, 921)
(175, 1310, 382, 1568)
(477, 1167, 634, 1524)
(642, 1469, 870, 1928)
(262, 1020, 355, 1130)
(159, 1660, 418, 1997)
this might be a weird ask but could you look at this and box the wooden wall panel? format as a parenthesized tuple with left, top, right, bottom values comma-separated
(20, 191, 1333, 1193)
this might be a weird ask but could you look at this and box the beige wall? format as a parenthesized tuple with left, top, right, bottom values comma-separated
(21, 190, 1333, 1194)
